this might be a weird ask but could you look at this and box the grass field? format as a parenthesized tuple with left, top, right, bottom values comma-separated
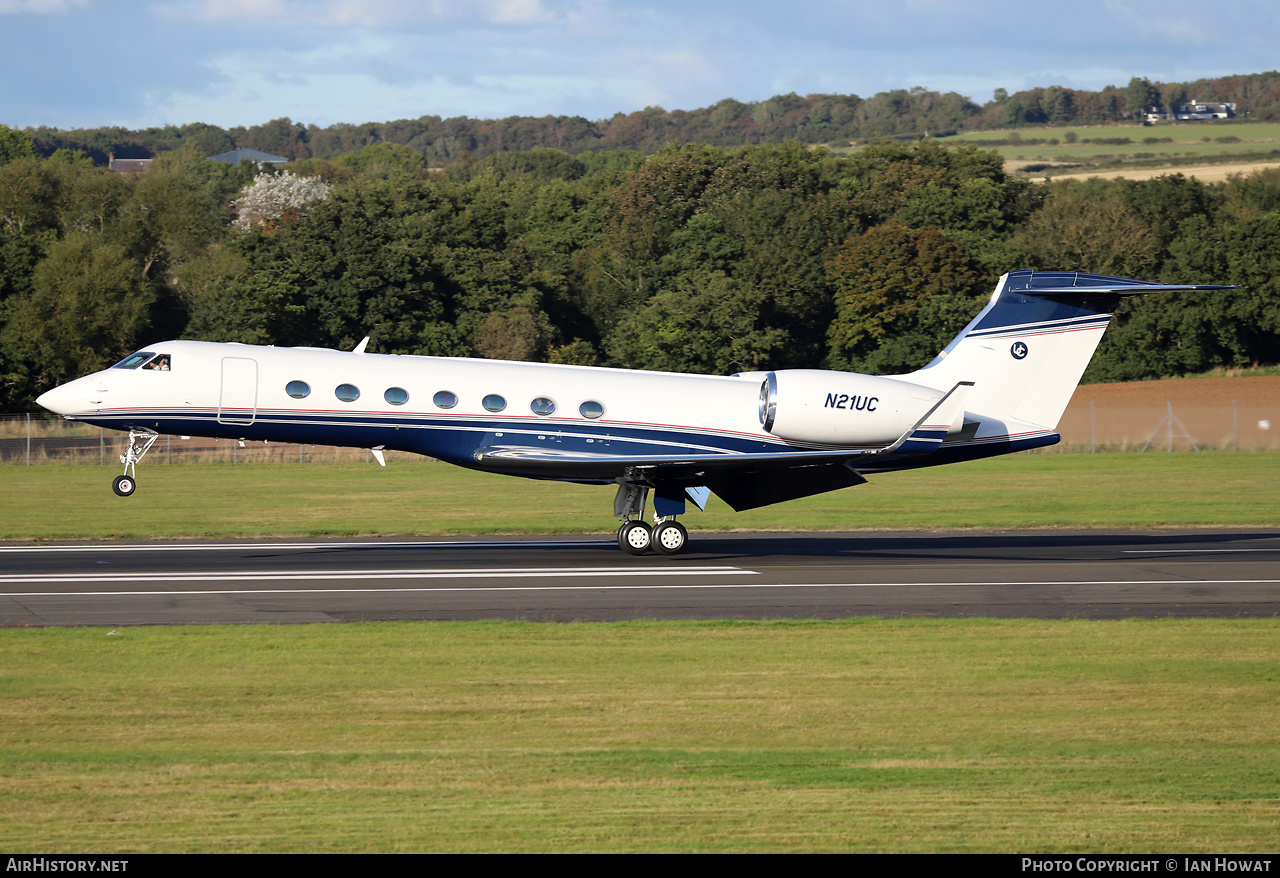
(2, 452, 1276, 541)
(934, 121, 1280, 177)
(4, 454, 1277, 852)
(2, 619, 1277, 852)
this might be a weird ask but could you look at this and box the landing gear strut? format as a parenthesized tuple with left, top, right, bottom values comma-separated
(113, 428, 158, 497)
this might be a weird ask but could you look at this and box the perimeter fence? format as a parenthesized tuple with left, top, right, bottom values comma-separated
(3, 397, 1277, 466)
(1056, 398, 1277, 452)
(0, 413, 392, 466)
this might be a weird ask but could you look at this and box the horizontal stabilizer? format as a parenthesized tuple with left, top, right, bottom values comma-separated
(1003, 276, 1238, 297)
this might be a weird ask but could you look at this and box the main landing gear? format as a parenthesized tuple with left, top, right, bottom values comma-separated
(112, 428, 158, 497)
(613, 482, 691, 555)
(616, 518, 688, 556)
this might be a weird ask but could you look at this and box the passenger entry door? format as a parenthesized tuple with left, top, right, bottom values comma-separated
(218, 357, 258, 425)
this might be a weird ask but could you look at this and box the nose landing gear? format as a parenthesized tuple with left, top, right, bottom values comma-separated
(112, 428, 158, 497)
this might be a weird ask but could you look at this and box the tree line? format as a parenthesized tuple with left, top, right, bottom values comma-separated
(1, 132, 1278, 412)
(17, 72, 1280, 168)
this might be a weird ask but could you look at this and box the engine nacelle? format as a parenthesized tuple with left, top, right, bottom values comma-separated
(759, 370, 956, 445)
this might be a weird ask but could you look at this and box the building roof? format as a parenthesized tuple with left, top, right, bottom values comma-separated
(210, 148, 290, 165)
(108, 156, 152, 174)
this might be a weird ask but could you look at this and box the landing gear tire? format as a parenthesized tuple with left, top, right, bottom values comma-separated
(618, 521, 653, 555)
(112, 475, 136, 497)
(651, 521, 688, 555)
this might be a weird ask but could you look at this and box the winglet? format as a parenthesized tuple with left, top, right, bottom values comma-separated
(874, 381, 974, 455)
(352, 336, 370, 354)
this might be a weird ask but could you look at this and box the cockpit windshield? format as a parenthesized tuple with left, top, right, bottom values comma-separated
(111, 351, 156, 370)
(111, 351, 171, 371)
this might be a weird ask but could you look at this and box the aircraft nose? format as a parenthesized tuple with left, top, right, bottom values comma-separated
(36, 384, 75, 415)
(37, 376, 103, 416)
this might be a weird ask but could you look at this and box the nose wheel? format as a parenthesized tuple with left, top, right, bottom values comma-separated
(112, 475, 137, 496)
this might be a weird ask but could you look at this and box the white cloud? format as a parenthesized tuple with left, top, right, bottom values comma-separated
(0, 0, 88, 13)
(157, 0, 564, 28)
(139, 39, 643, 127)
(487, 0, 555, 25)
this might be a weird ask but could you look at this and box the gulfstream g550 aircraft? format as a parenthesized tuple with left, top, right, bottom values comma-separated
(37, 271, 1233, 554)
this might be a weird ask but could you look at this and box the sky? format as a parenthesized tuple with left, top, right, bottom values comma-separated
(1, 0, 1277, 131)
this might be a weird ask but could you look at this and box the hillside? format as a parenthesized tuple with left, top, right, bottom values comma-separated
(18, 71, 1280, 166)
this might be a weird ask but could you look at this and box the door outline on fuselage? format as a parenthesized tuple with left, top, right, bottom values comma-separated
(218, 356, 258, 426)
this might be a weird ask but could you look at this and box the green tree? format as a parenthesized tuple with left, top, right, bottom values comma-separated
(0, 157, 60, 236)
(1125, 77, 1160, 117)
(1011, 183, 1160, 278)
(0, 125, 37, 165)
(335, 143, 430, 181)
(482, 147, 584, 182)
(826, 224, 986, 374)
(605, 270, 789, 374)
(581, 144, 727, 327)
(4, 233, 154, 392)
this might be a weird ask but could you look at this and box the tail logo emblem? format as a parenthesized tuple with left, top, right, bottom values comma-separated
(1010, 341, 1029, 360)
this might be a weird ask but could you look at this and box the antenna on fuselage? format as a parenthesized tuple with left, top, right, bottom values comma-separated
(352, 336, 370, 354)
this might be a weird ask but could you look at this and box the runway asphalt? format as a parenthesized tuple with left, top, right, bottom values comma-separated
(3, 529, 1279, 626)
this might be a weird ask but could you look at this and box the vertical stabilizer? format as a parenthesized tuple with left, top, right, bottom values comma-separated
(899, 271, 1235, 430)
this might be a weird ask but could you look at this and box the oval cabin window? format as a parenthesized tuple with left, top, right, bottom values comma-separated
(335, 384, 360, 402)
(433, 390, 458, 409)
(384, 387, 409, 406)
(286, 380, 311, 399)
(482, 394, 507, 413)
(579, 400, 605, 419)
(530, 397, 556, 416)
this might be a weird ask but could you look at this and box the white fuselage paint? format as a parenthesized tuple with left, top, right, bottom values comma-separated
(38, 336, 1059, 480)
(40, 341, 802, 463)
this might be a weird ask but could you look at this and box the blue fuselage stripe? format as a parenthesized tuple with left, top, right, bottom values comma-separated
(74, 409, 792, 464)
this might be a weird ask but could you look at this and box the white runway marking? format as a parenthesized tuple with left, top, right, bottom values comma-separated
(1123, 549, 1279, 554)
(0, 566, 755, 590)
(4, 578, 1279, 599)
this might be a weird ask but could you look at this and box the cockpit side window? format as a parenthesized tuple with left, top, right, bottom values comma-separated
(111, 351, 156, 370)
(142, 354, 171, 371)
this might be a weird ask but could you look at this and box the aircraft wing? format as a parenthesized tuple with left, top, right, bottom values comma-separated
(471, 443, 873, 510)
(471, 443, 872, 479)
(471, 381, 981, 510)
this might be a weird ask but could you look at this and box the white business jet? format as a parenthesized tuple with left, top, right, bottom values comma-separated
(37, 271, 1232, 554)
